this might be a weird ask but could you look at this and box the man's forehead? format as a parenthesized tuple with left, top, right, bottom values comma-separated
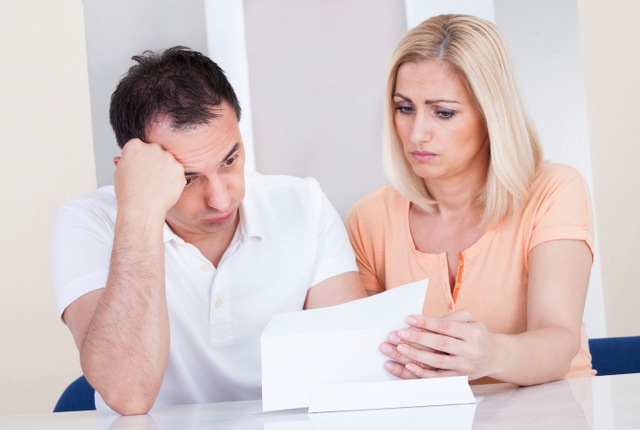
(143, 115, 241, 169)
(146, 103, 229, 134)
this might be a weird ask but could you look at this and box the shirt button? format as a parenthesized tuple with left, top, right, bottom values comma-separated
(200, 262, 211, 272)
(214, 299, 223, 309)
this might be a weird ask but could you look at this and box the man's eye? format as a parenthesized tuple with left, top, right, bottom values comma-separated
(185, 177, 196, 187)
(225, 155, 238, 167)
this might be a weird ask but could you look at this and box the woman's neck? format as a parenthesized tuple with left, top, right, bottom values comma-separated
(424, 170, 486, 220)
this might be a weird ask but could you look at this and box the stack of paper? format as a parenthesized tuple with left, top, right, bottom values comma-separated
(260, 279, 476, 413)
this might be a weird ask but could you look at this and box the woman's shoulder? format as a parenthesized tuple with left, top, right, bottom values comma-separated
(348, 185, 407, 218)
(529, 163, 588, 198)
(523, 162, 591, 219)
(533, 162, 586, 185)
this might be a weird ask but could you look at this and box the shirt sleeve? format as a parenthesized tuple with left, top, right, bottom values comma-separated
(305, 178, 358, 288)
(528, 165, 595, 258)
(345, 200, 384, 293)
(50, 193, 114, 320)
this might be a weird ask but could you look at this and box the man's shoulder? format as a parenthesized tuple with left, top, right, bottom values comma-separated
(58, 185, 117, 223)
(241, 173, 333, 235)
(245, 173, 324, 207)
(246, 173, 321, 193)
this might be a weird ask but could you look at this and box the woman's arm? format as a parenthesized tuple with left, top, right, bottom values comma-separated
(380, 239, 592, 385)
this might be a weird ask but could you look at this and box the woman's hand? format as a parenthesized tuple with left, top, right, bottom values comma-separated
(380, 310, 498, 380)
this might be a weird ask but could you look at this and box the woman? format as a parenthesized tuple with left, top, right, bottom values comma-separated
(345, 14, 595, 385)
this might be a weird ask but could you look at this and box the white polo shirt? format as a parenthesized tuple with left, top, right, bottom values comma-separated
(51, 173, 357, 411)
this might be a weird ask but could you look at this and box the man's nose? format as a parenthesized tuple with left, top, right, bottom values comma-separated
(203, 176, 232, 212)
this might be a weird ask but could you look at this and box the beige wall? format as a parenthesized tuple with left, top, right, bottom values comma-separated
(579, 0, 640, 337)
(0, 0, 95, 414)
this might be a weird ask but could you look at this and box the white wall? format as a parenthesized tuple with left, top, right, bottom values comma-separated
(243, 0, 404, 217)
(84, 0, 208, 188)
(0, 0, 94, 414)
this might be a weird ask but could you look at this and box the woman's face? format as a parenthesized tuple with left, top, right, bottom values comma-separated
(393, 60, 489, 184)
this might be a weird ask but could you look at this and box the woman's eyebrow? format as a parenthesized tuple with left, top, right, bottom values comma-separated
(394, 92, 460, 105)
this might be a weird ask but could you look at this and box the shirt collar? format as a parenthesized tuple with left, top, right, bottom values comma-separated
(237, 174, 264, 240)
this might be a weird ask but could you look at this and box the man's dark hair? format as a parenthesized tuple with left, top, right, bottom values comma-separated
(109, 46, 241, 148)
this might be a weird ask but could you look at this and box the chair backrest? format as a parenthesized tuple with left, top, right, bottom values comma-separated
(589, 336, 640, 376)
(53, 375, 96, 412)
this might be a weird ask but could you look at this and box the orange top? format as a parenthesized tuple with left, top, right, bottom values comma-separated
(346, 163, 596, 379)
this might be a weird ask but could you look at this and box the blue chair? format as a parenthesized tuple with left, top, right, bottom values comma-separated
(53, 375, 96, 412)
(589, 336, 640, 376)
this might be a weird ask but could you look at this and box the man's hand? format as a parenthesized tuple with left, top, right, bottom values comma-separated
(113, 138, 186, 220)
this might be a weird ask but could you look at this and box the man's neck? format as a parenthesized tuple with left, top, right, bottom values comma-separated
(169, 214, 240, 268)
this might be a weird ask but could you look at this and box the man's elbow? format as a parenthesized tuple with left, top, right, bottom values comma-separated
(102, 389, 157, 415)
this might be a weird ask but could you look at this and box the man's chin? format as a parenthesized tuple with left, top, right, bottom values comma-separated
(200, 210, 238, 231)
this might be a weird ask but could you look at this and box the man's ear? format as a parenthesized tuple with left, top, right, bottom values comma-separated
(113, 156, 120, 167)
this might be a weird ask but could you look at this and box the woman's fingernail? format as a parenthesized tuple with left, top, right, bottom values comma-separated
(406, 316, 418, 325)
(384, 361, 395, 371)
(380, 343, 392, 353)
(398, 329, 410, 339)
(398, 344, 410, 354)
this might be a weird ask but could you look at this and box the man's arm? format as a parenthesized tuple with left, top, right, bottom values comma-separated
(303, 271, 367, 309)
(63, 139, 185, 415)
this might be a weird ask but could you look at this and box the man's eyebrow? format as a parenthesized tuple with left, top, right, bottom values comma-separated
(393, 93, 460, 105)
(222, 143, 241, 163)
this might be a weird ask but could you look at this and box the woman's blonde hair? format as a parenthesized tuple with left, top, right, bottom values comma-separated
(383, 14, 542, 227)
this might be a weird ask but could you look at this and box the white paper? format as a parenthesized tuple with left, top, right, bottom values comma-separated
(308, 376, 476, 413)
(256, 401, 477, 430)
(261, 279, 430, 412)
(308, 402, 477, 430)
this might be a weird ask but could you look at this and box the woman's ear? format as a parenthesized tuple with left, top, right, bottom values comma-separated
(113, 156, 120, 167)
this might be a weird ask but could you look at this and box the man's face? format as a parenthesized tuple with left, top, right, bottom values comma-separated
(145, 101, 245, 243)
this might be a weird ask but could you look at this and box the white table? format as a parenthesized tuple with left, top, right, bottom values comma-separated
(1, 374, 638, 429)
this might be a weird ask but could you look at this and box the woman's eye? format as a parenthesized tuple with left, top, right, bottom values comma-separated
(395, 104, 414, 114)
(436, 108, 455, 119)
(185, 177, 196, 187)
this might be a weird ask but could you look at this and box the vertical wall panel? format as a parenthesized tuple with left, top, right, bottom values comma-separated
(0, 0, 93, 413)
(579, 0, 640, 337)
(205, 0, 256, 173)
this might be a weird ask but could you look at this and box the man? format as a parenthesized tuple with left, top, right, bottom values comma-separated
(51, 46, 366, 415)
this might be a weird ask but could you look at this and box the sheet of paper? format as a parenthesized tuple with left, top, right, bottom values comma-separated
(308, 376, 476, 413)
(256, 401, 477, 430)
(261, 279, 430, 412)
(308, 402, 477, 430)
